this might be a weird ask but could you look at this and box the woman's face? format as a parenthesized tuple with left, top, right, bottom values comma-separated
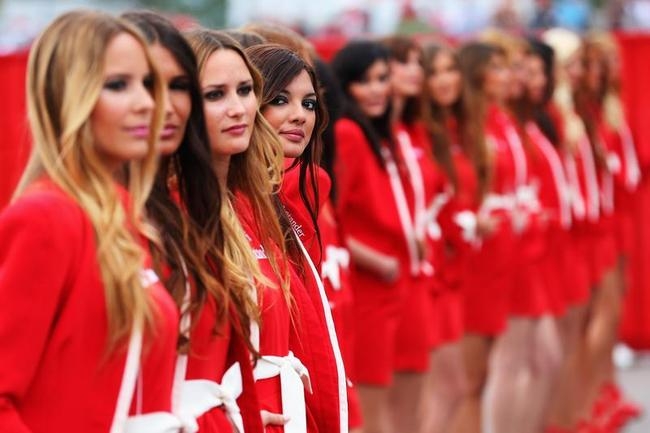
(585, 51, 605, 94)
(509, 49, 528, 100)
(200, 49, 258, 158)
(390, 48, 424, 98)
(149, 43, 191, 156)
(348, 58, 391, 118)
(484, 53, 510, 103)
(426, 50, 461, 108)
(564, 48, 584, 91)
(525, 54, 547, 104)
(90, 32, 155, 171)
(262, 69, 317, 159)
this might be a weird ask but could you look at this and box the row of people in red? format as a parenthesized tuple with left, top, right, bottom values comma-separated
(0, 10, 351, 433)
(320, 27, 641, 433)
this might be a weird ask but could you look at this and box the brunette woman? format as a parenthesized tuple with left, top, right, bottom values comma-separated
(123, 12, 265, 433)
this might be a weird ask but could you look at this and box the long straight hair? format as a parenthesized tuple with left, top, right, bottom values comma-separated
(457, 42, 498, 199)
(420, 44, 462, 190)
(123, 11, 259, 349)
(19, 10, 165, 349)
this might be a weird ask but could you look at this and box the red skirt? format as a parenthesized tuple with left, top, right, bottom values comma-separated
(350, 268, 406, 385)
(394, 273, 434, 373)
(433, 288, 464, 344)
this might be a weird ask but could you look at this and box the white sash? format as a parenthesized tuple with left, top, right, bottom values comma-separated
(111, 270, 185, 433)
(294, 233, 349, 433)
(563, 152, 586, 221)
(254, 352, 311, 433)
(526, 122, 572, 228)
(577, 135, 601, 222)
(503, 120, 528, 188)
(171, 247, 246, 433)
(620, 122, 641, 191)
(382, 145, 420, 276)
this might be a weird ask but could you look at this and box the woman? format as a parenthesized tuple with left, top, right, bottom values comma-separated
(382, 35, 449, 433)
(542, 27, 603, 432)
(419, 43, 477, 433)
(575, 33, 642, 431)
(330, 40, 415, 433)
(478, 32, 563, 433)
(123, 12, 265, 433)
(451, 42, 518, 433)
(0, 10, 178, 432)
(187, 29, 328, 433)
(246, 43, 349, 433)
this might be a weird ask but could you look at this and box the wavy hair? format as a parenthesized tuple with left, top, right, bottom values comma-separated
(420, 43, 462, 190)
(123, 11, 260, 350)
(185, 28, 290, 300)
(457, 42, 499, 199)
(18, 10, 165, 349)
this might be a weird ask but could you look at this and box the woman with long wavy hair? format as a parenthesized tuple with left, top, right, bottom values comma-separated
(247, 43, 349, 433)
(187, 29, 331, 433)
(0, 10, 179, 433)
(451, 42, 518, 433)
(418, 42, 479, 433)
(123, 11, 266, 433)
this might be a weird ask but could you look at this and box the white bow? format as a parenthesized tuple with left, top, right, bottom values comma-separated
(177, 362, 245, 433)
(321, 246, 350, 290)
(254, 352, 311, 433)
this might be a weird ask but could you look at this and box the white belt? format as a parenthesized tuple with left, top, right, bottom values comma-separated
(176, 362, 245, 433)
(480, 193, 515, 215)
(124, 413, 184, 433)
(254, 352, 311, 433)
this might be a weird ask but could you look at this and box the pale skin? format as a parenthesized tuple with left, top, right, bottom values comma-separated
(199, 47, 289, 428)
(418, 49, 469, 433)
(346, 58, 401, 285)
(91, 32, 155, 174)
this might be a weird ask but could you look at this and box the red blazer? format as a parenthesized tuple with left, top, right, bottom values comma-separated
(0, 179, 178, 433)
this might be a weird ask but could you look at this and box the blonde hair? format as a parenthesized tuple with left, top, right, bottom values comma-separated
(478, 28, 528, 62)
(18, 10, 166, 348)
(586, 32, 625, 131)
(185, 28, 291, 301)
(542, 28, 586, 152)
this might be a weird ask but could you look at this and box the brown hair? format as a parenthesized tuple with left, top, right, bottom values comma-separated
(382, 34, 422, 125)
(420, 43, 461, 190)
(457, 42, 502, 198)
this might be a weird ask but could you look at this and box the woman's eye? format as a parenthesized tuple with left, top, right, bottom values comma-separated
(270, 95, 288, 106)
(204, 89, 224, 100)
(302, 98, 317, 111)
(143, 75, 154, 90)
(104, 79, 127, 91)
(238, 84, 253, 96)
(170, 78, 190, 92)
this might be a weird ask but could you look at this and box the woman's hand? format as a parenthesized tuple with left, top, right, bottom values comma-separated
(261, 410, 290, 427)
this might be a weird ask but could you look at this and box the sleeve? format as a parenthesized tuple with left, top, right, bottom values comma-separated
(333, 119, 372, 220)
(0, 194, 77, 433)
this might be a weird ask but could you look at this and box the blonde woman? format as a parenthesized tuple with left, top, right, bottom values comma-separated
(0, 10, 180, 433)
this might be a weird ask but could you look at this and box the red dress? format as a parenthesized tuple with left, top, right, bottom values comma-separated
(0, 179, 178, 433)
(463, 105, 518, 335)
(334, 118, 415, 385)
(548, 102, 592, 307)
(433, 135, 480, 343)
(234, 193, 299, 433)
(280, 162, 348, 433)
(393, 121, 446, 365)
(525, 121, 572, 316)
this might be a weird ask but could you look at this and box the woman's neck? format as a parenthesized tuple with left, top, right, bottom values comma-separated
(392, 94, 406, 124)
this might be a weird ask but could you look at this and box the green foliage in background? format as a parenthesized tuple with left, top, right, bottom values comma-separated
(134, 0, 226, 28)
